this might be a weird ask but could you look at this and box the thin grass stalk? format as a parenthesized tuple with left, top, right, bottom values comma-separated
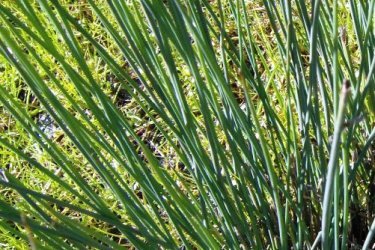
(333, 0, 343, 235)
(341, 132, 350, 250)
(362, 219, 375, 250)
(333, 166, 340, 249)
(321, 80, 351, 249)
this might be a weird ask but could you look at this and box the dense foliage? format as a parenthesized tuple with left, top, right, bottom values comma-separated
(0, 0, 374, 249)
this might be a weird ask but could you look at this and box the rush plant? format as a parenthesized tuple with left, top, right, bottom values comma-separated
(0, 0, 374, 249)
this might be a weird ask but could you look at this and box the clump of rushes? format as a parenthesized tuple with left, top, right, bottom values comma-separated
(0, 0, 374, 249)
